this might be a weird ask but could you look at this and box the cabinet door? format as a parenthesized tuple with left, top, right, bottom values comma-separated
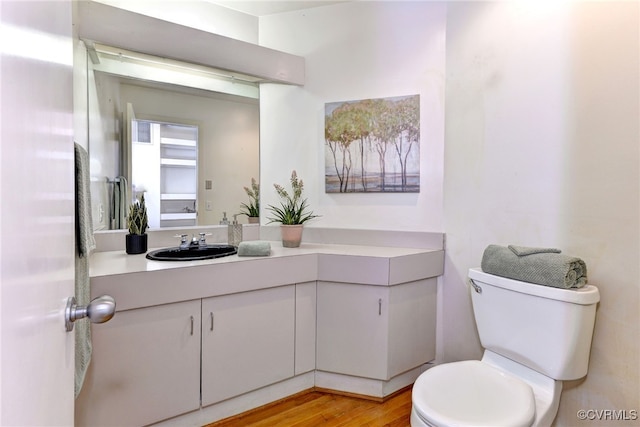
(316, 282, 389, 379)
(75, 300, 201, 427)
(388, 278, 437, 378)
(201, 286, 295, 406)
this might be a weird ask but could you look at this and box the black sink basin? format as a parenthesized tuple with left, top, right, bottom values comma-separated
(146, 244, 237, 261)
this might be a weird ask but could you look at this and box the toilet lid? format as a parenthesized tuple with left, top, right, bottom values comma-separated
(413, 360, 536, 427)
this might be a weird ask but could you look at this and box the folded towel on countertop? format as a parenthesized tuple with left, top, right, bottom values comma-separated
(238, 240, 271, 257)
(481, 244, 587, 289)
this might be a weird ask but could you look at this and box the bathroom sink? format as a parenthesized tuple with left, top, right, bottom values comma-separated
(146, 244, 237, 261)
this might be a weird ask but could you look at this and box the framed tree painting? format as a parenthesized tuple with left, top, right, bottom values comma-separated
(324, 94, 420, 193)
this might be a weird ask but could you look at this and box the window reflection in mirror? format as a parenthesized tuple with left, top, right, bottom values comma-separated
(87, 44, 260, 231)
(132, 119, 199, 228)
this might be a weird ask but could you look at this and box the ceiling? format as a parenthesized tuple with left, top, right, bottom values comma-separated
(208, 1, 348, 16)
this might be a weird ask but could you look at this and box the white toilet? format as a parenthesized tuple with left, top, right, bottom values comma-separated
(411, 268, 600, 427)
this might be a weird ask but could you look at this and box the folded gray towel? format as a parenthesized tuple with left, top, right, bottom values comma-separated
(238, 241, 271, 257)
(481, 244, 587, 289)
(508, 245, 560, 256)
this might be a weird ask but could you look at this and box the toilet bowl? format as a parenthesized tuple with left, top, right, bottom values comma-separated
(411, 351, 562, 427)
(411, 268, 599, 427)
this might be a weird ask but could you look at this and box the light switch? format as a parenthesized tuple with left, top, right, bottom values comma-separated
(205, 180, 212, 190)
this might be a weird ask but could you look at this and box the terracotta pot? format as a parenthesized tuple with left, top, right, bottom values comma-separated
(248, 216, 260, 224)
(280, 224, 303, 248)
(126, 233, 148, 254)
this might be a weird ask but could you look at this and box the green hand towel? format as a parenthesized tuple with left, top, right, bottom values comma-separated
(238, 241, 271, 257)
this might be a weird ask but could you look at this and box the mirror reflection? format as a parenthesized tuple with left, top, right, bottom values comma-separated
(131, 118, 199, 228)
(87, 43, 260, 230)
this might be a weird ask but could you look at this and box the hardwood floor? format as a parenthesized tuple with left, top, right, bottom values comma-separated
(204, 387, 412, 427)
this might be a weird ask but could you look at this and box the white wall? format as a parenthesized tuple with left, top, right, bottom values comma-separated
(445, 2, 638, 425)
(261, 1, 638, 425)
(259, 1, 446, 231)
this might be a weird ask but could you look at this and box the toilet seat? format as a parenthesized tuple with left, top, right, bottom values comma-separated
(412, 360, 536, 427)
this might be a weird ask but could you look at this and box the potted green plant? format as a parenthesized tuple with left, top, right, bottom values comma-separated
(240, 178, 260, 224)
(126, 194, 149, 254)
(267, 170, 319, 247)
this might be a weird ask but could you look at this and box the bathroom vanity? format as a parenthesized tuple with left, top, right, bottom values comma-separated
(75, 230, 444, 427)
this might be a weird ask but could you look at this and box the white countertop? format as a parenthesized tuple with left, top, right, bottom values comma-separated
(90, 241, 440, 278)
(89, 241, 445, 311)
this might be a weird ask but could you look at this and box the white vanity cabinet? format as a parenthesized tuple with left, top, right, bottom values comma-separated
(316, 279, 437, 381)
(75, 300, 202, 427)
(76, 286, 297, 426)
(83, 236, 444, 425)
(201, 285, 296, 406)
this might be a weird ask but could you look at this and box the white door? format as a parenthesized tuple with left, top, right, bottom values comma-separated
(0, 1, 75, 425)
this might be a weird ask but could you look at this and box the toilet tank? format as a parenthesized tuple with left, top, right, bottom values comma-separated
(468, 268, 600, 380)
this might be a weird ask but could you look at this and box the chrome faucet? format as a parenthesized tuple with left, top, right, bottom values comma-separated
(177, 234, 190, 250)
(198, 232, 211, 247)
(176, 233, 211, 250)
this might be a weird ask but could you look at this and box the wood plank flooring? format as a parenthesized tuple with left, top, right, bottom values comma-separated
(204, 388, 412, 427)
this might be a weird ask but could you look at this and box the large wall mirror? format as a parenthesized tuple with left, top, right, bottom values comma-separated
(86, 43, 260, 231)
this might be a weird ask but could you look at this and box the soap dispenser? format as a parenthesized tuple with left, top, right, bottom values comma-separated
(219, 211, 229, 225)
(228, 214, 243, 247)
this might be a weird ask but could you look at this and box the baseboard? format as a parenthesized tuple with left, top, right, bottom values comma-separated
(151, 372, 315, 427)
(315, 365, 426, 399)
(151, 366, 430, 427)
(313, 384, 413, 403)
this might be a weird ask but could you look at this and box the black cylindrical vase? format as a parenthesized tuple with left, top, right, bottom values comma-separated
(126, 233, 148, 255)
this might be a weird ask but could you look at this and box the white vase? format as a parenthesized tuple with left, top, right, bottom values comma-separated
(280, 224, 303, 248)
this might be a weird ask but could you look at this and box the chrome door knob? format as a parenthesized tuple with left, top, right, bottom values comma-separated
(65, 295, 116, 332)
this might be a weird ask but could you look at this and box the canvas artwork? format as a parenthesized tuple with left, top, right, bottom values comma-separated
(324, 94, 420, 193)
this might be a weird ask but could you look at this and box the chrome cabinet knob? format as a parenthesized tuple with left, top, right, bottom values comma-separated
(65, 295, 116, 332)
